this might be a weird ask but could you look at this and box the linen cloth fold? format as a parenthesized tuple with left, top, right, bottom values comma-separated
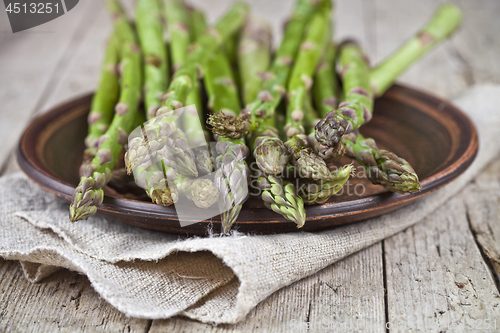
(0, 84, 499, 324)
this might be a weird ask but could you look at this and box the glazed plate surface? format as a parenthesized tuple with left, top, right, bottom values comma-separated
(17, 85, 478, 235)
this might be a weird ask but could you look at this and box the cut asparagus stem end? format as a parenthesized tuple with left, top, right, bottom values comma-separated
(315, 110, 349, 148)
(222, 204, 244, 234)
(254, 137, 289, 175)
(207, 113, 250, 139)
(189, 179, 220, 209)
(147, 187, 178, 207)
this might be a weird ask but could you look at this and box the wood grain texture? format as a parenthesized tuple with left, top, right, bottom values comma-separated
(0, 0, 96, 170)
(374, 0, 500, 331)
(0, 0, 499, 331)
(149, 244, 386, 333)
(37, 2, 113, 112)
(449, 0, 500, 86)
(384, 195, 500, 332)
(0, 258, 151, 332)
(463, 158, 500, 281)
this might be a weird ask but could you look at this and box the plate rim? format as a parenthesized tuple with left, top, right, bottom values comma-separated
(16, 84, 479, 234)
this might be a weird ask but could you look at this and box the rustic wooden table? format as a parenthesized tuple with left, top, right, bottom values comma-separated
(1, 0, 499, 331)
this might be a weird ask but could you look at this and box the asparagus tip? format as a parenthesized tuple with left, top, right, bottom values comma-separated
(69, 183, 104, 222)
(189, 179, 220, 209)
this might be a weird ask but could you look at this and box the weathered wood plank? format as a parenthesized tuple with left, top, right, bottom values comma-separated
(0, 258, 151, 333)
(0, 0, 126, 176)
(373, 0, 469, 98)
(1, 0, 499, 332)
(374, 0, 500, 331)
(0, 0, 98, 169)
(150, 244, 386, 333)
(463, 158, 500, 280)
(449, 0, 500, 86)
(37, 2, 114, 111)
(383, 194, 500, 332)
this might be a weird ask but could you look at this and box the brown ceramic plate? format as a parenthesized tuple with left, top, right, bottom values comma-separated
(17, 84, 478, 235)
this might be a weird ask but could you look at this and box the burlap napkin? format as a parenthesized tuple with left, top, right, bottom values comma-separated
(0, 85, 498, 324)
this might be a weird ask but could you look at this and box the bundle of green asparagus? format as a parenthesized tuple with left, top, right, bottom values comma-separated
(70, 0, 462, 233)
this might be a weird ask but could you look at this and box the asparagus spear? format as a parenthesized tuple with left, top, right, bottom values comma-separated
(125, 0, 199, 178)
(70, 0, 142, 222)
(163, 0, 190, 72)
(181, 106, 214, 176)
(315, 4, 463, 149)
(250, 116, 289, 175)
(224, 30, 241, 96)
(136, 0, 169, 119)
(308, 41, 420, 194)
(314, 41, 373, 149)
(157, 1, 249, 115)
(125, 2, 249, 176)
(237, 17, 305, 227)
(125, 0, 199, 207)
(132, 149, 218, 208)
(303, 42, 346, 162)
(82, 111, 146, 186)
(161, 161, 219, 208)
(344, 132, 421, 194)
(238, 17, 272, 104)
(255, 171, 306, 228)
(284, 9, 334, 181)
(79, 32, 120, 177)
(188, 6, 207, 45)
(84, 32, 120, 150)
(300, 90, 354, 202)
(370, 4, 463, 96)
(133, 161, 178, 206)
(182, 7, 213, 176)
(304, 90, 346, 163)
(203, 47, 249, 233)
(207, 0, 319, 139)
(186, 7, 211, 144)
(132, 0, 184, 205)
(312, 42, 339, 118)
(125, 111, 198, 177)
(238, 18, 289, 175)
